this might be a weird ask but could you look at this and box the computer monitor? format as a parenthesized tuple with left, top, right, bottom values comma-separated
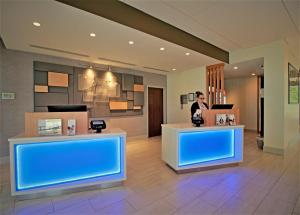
(211, 104, 234, 109)
(48, 105, 87, 112)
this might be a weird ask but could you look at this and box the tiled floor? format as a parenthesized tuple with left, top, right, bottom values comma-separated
(0, 131, 299, 215)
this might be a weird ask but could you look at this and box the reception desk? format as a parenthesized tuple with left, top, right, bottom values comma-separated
(162, 124, 244, 172)
(9, 129, 126, 196)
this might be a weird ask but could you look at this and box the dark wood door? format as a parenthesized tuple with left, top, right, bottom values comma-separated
(148, 87, 163, 137)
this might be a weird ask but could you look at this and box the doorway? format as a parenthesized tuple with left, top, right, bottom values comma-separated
(148, 87, 163, 137)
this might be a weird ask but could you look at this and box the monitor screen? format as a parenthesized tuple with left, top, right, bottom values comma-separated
(48, 105, 87, 112)
(211, 104, 234, 109)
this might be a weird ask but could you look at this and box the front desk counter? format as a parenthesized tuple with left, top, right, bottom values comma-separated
(8, 128, 126, 197)
(162, 124, 244, 173)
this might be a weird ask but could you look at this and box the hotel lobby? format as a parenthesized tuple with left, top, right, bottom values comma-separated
(0, 1, 300, 215)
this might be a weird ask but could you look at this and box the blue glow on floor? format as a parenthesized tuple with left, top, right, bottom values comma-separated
(178, 129, 235, 166)
(14, 137, 124, 191)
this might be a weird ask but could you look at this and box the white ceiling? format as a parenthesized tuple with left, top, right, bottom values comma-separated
(224, 57, 264, 79)
(0, 0, 220, 74)
(1, 0, 299, 75)
(124, 0, 300, 59)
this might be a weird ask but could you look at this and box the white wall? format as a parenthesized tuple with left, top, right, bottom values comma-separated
(283, 45, 300, 148)
(225, 77, 257, 131)
(167, 66, 206, 123)
(0, 42, 3, 162)
(230, 40, 299, 154)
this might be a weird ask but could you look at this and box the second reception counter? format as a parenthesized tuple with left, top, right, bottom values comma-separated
(162, 124, 244, 172)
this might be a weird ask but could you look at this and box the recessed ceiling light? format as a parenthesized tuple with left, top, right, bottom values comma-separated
(251, 73, 256, 76)
(90, 33, 96, 37)
(234, 66, 238, 70)
(160, 47, 165, 51)
(33, 22, 41, 27)
(172, 68, 176, 71)
(185, 52, 190, 56)
(128, 41, 134, 45)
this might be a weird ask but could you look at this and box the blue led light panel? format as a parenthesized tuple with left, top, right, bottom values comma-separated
(179, 129, 234, 166)
(15, 137, 123, 191)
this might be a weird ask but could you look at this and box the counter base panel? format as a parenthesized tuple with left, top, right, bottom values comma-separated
(10, 135, 126, 196)
(166, 162, 239, 174)
(14, 181, 123, 200)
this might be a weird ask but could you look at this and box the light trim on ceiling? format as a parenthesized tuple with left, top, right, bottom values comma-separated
(234, 66, 238, 70)
(128, 41, 134, 45)
(160, 47, 165, 51)
(90, 33, 96, 37)
(172, 68, 176, 71)
(98, 57, 136, 66)
(30, 44, 89, 57)
(185, 52, 190, 56)
(143, 66, 169, 73)
(251, 73, 256, 76)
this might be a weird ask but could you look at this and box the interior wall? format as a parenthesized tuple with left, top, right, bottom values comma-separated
(283, 44, 300, 148)
(225, 77, 258, 131)
(0, 42, 3, 162)
(167, 66, 206, 123)
(230, 40, 298, 154)
(0, 46, 167, 158)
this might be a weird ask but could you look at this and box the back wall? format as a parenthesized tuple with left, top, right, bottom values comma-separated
(0, 46, 167, 159)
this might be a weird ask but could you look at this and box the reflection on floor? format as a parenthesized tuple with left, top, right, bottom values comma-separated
(0, 131, 299, 215)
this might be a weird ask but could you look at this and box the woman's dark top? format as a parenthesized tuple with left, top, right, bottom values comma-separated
(191, 102, 209, 118)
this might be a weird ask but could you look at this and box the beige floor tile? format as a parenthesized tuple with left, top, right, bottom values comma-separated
(198, 183, 236, 208)
(293, 196, 300, 214)
(14, 198, 54, 215)
(268, 182, 300, 204)
(49, 200, 95, 215)
(89, 187, 132, 211)
(234, 181, 269, 206)
(164, 184, 205, 209)
(52, 191, 94, 212)
(126, 187, 170, 210)
(134, 198, 176, 215)
(214, 195, 258, 215)
(173, 198, 217, 215)
(96, 199, 137, 214)
(254, 196, 295, 215)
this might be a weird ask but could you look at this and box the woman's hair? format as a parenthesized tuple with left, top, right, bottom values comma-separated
(195, 91, 204, 98)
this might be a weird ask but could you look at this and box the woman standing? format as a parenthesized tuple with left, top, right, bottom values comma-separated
(191, 91, 209, 119)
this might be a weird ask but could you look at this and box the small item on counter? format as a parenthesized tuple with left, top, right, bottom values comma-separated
(216, 114, 227, 126)
(192, 109, 204, 127)
(38, 119, 62, 136)
(227, 114, 236, 126)
(90, 120, 106, 133)
(67, 119, 76, 136)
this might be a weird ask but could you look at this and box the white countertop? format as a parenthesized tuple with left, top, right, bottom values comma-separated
(9, 128, 126, 143)
(161, 123, 244, 132)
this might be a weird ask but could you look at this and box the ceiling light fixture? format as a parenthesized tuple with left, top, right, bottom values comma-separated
(234, 66, 238, 70)
(172, 68, 176, 71)
(33, 22, 41, 27)
(90, 33, 96, 37)
(160, 47, 165, 51)
(128, 41, 134, 45)
(251, 73, 256, 76)
(185, 52, 190, 56)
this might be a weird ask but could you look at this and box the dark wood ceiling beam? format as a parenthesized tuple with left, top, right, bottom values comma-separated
(56, 0, 229, 63)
